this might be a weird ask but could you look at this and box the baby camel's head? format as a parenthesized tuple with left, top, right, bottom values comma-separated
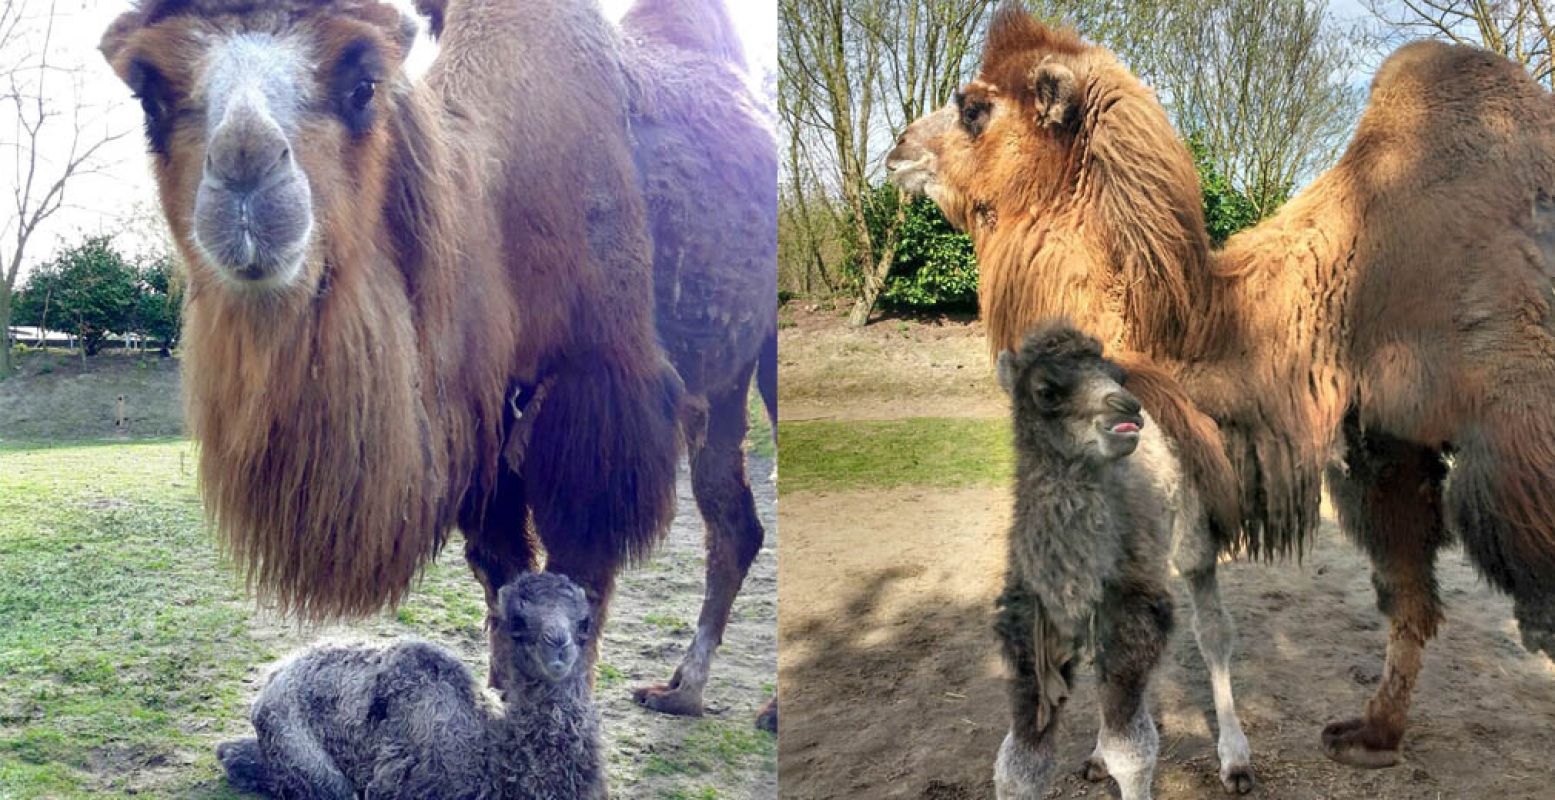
(998, 321, 1145, 465)
(495, 573, 593, 684)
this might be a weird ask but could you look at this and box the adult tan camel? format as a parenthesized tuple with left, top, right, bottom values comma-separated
(99, 0, 683, 688)
(888, 0, 1555, 787)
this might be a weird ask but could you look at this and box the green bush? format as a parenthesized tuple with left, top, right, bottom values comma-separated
(12, 237, 183, 356)
(13, 237, 138, 356)
(1189, 136, 1266, 246)
(856, 184, 978, 312)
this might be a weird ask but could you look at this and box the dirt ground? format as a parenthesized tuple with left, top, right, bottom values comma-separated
(776, 307, 1555, 800)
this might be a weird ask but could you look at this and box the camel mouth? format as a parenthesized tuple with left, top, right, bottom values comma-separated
(1103, 415, 1144, 440)
(885, 156, 935, 196)
(193, 174, 313, 288)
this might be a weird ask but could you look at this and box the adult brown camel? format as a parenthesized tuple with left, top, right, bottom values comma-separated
(98, 0, 683, 685)
(415, 0, 781, 723)
(888, 1, 1555, 782)
(617, 0, 778, 723)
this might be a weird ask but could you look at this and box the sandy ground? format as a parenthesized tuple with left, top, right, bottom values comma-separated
(776, 307, 1555, 800)
(777, 302, 1004, 422)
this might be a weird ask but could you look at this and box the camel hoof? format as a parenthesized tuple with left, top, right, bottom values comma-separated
(1220, 764, 1256, 794)
(1081, 755, 1109, 782)
(1321, 718, 1401, 768)
(633, 683, 706, 717)
(754, 696, 778, 733)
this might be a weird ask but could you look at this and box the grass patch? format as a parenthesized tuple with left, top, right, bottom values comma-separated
(775, 416, 1012, 494)
(642, 720, 776, 782)
(746, 383, 775, 459)
(642, 613, 692, 635)
(0, 440, 265, 797)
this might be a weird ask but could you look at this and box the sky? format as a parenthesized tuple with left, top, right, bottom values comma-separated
(1, 0, 777, 280)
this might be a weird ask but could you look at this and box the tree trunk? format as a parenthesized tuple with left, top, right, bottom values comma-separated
(0, 289, 12, 376)
(847, 200, 907, 327)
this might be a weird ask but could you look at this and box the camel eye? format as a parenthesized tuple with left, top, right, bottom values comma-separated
(330, 39, 383, 136)
(350, 80, 375, 112)
(960, 100, 991, 137)
(129, 61, 175, 156)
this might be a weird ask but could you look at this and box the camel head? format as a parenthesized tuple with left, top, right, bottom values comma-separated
(999, 321, 1144, 464)
(494, 573, 595, 686)
(100, 0, 418, 294)
(886, 3, 1101, 235)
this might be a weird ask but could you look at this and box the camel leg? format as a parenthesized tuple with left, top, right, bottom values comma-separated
(994, 581, 1073, 800)
(543, 550, 619, 681)
(1094, 582, 1172, 800)
(460, 467, 536, 694)
(1169, 509, 1255, 794)
(1322, 420, 1447, 768)
(636, 368, 765, 717)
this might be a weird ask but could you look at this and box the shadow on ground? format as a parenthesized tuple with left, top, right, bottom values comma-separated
(778, 486, 1555, 800)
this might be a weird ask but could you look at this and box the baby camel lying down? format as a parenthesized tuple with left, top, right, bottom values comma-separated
(217, 572, 605, 799)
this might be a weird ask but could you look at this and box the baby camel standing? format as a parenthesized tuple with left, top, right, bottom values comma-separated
(993, 322, 1209, 800)
(217, 572, 605, 799)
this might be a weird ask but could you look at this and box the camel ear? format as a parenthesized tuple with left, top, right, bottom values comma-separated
(1029, 61, 1077, 128)
(996, 350, 1018, 396)
(99, 11, 145, 83)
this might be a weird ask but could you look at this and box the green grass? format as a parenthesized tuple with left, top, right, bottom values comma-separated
(0, 440, 261, 798)
(775, 416, 1013, 494)
(746, 385, 775, 459)
(0, 438, 776, 799)
(640, 720, 775, 783)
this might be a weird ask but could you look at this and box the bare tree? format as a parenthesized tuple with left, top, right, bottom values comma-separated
(1157, 0, 1362, 218)
(1367, 0, 1554, 88)
(779, 0, 989, 325)
(1, 0, 127, 374)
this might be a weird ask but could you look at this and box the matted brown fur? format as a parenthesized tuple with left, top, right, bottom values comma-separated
(896, 3, 1555, 616)
(100, 0, 681, 620)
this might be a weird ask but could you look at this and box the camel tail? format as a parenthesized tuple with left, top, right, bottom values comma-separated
(1447, 421, 1555, 660)
(525, 352, 682, 568)
(216, 738, 273, 795)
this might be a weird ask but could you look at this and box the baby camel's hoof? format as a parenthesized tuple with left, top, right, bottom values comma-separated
(1220, 764, 1256, 794)
(1321, 718, 1401, 768)
(1080, 755, 1108, 782)
(633, 683, 706, 717)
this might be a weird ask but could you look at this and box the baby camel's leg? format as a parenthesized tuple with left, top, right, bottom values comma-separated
(252, 701, 355, 800)
(1094, 583, 1172, 800)
(1170, 509, 1255, 794)
(993, 581, 1074, 800)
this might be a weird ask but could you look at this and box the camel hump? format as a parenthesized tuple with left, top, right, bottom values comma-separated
(621, 0, 747, 71)
(1371, 38, 1546, 107)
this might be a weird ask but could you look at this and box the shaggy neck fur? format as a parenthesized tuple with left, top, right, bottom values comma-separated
(183, 81, 504, 619)
(971, 40, 1350, 556)
(488, 674, 604, 800)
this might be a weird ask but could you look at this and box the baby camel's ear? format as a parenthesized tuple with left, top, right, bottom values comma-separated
(996, 350, 1018, 396)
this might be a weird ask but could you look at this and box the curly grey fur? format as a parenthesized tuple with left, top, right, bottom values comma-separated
(994, 321, 1174, 800)
(217, 573, 605, 800)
